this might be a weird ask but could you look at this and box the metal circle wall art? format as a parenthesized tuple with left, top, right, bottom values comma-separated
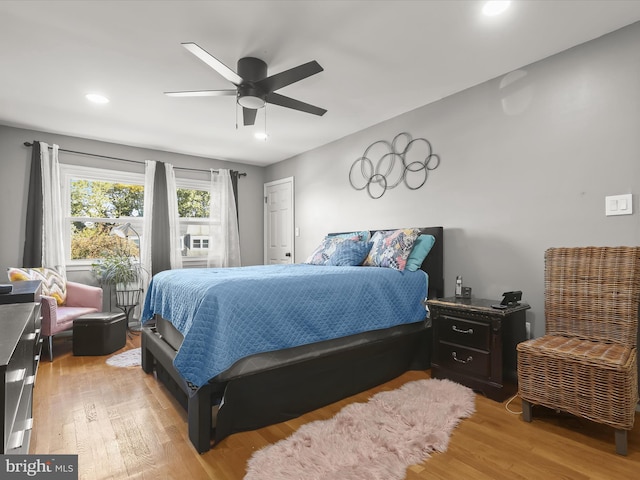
(349, 132, 440, 199)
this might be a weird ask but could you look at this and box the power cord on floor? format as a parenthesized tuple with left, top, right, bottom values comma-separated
(504, 393, 522, 414)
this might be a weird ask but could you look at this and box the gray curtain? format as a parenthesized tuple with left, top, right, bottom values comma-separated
(151, 162, 171, 276)
(23, 141, 43, 267)
(230, 169, 239, 221)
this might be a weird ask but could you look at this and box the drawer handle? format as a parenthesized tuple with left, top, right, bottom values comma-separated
(452, 352, 473, 364)
(452, 325, 474, 335)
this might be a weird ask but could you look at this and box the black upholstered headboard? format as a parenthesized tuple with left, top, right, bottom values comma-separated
(417, 227, 444, 299)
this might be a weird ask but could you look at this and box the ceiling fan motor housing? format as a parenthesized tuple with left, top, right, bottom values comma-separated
(237, 57, 267, 108)
(237, 57, 267, 81)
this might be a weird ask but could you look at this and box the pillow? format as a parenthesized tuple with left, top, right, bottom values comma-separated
(305, 234, 360, 265)
(7, 267, 31, 282)
(8, 267, 67, 305)
(363, 228, 421, 270)
(405, 234, 436, 272)
(326, 240, 373, 266)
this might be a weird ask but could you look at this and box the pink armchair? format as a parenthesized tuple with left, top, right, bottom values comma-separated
(41, 281, 103, 361)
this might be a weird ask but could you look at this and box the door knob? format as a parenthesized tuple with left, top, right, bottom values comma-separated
(285, 252, 291, 257)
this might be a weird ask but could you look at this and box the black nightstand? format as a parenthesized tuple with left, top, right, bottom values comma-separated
(427, 297, 530, 402)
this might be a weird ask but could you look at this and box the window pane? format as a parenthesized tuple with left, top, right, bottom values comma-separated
(70, 221, 140, 260)
(69, 178, 143, 261)
(177, 188, 210, 218)
(71, 179, 144, 218)
(181, 224, 210, 257)
(178, 185, 210, 258)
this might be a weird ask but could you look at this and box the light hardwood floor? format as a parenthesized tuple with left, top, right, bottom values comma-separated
(31, 336, 640, 479)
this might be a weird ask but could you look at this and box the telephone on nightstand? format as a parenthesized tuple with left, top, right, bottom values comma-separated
(491, 290, 522, 309)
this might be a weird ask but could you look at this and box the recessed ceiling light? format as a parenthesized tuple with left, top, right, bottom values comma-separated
(254, 132, 268, 141)
(482, 0, 511, 16)
(85, 93, 109, 104)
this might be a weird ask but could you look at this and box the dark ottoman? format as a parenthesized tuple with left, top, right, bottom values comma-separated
(73, 312, 126, 356)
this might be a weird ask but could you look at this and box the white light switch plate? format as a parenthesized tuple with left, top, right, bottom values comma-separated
(605, 194, 633, 216)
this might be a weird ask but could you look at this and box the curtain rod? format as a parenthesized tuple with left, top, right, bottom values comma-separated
(23, 141, 247, 177)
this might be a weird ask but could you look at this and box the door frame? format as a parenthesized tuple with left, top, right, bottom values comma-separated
(263, 176, 295, 264)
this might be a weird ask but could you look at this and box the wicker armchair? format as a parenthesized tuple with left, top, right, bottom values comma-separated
(517, 247, 640, 455)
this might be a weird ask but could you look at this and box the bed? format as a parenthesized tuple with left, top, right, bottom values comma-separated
(140, 226, 444, 453)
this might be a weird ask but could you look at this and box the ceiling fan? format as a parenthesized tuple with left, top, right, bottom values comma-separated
(165, 42, 327, 126)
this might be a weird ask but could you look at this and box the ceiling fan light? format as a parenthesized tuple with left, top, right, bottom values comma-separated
(238, 95, 266, 109)
(85, 93, 109, 104)
(482, 0, 510, 16)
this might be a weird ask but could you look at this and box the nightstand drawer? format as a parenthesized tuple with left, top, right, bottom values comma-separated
(437, 342, 491, 378)
(438, 315, 490, 350)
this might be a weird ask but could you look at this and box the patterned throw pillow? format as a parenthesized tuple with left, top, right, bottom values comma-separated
(7, 267, 67, 305)
(363, 228, 421, 270)
(326, 240, 373, 266)
(305, 234, 361, 265)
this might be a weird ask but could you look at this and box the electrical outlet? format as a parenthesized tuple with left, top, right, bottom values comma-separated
(525, 321, 531, 339)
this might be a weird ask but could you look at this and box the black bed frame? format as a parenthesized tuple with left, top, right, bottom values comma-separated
(141, 226, 444, 453)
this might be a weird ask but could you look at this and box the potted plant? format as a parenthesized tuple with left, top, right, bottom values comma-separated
(92, 251, 146, 308)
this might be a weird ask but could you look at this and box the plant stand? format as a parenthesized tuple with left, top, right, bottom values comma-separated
(116, 287, 142, 337)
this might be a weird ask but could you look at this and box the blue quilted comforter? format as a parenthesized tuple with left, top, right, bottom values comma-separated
(141, 264, 428, 388)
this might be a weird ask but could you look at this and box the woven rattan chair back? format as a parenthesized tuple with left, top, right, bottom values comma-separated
(544, 247, 640, 346)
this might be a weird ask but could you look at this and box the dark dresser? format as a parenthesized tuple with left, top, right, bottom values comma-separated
(427, 297, 529, 402)
(1, 281, 42, 454)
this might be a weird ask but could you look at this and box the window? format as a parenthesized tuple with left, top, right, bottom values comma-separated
(61, 165, 145, 265)
(61, 164, 214, 266)
(176, 179, 211, 260)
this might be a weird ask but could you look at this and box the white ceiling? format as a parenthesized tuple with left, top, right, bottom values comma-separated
(1, 1, 640, 167)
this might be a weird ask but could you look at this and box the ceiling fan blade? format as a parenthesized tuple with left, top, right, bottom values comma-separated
(256, 60, 323, 93)
(181, 42, 243, 86)
(164, 90, 236, 97)
(243, 107, 257, 126)
(265, 92, 327, 116)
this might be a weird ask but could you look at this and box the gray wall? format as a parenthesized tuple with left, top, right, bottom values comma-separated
(265, 22, 640, 338)
(0, 125, 266, 286)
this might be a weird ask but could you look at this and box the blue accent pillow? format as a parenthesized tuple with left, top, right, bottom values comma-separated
(405, 234, 436, 272)
(305, 234, 361, 265)
(326, 241, 373, 266)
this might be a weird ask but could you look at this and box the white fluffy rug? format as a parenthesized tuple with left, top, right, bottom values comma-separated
(244, 379, 475, 480)
(106, 348, 141, 367)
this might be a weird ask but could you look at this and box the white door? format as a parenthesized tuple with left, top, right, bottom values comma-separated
(264, 177, 294, 264)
